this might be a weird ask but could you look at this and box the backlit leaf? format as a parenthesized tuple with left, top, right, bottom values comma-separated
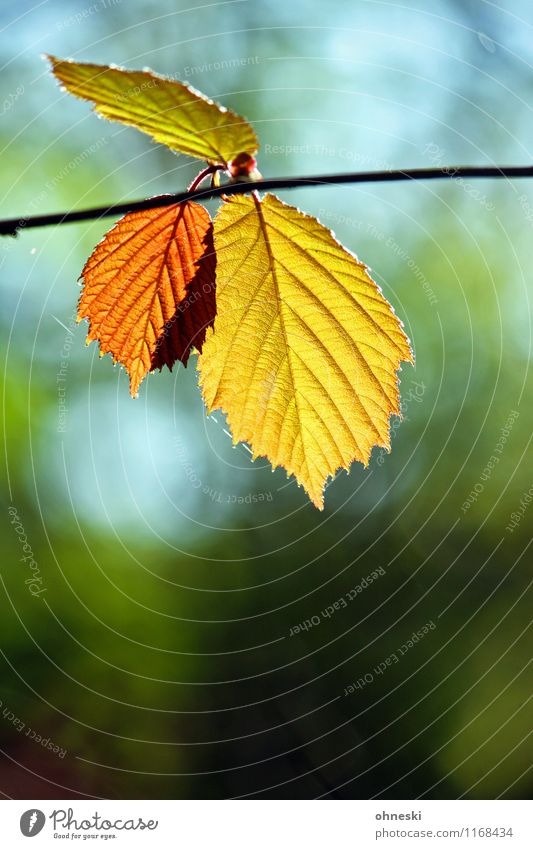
(80, 201, 216, 398)
(198, 194, 413, 509)
(47, 56, 258, 165)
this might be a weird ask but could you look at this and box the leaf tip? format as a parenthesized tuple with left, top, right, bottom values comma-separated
(310, 491, 325, 511)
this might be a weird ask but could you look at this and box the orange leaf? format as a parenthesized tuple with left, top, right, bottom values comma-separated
(79, 201, 216, 397)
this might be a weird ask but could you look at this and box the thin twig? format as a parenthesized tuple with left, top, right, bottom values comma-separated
(1, 164, 532, 237)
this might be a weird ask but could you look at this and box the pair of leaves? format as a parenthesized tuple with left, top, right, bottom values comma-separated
(49, 57, 413, 509)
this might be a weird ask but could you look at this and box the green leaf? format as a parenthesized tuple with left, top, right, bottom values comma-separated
(47, 55, 258, 165)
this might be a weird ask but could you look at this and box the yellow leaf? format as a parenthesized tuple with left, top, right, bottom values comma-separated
(198, 194, 413, 509)
(47, 56, 258, 165)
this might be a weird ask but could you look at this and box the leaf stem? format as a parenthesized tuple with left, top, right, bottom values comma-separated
(2, 164, 532, 237)
(187, 164, 223, 192)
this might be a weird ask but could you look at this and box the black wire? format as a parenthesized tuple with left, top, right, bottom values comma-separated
(1, 165, 532, 236)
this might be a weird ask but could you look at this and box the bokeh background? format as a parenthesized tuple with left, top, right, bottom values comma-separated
(1, 0, 532, 799)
